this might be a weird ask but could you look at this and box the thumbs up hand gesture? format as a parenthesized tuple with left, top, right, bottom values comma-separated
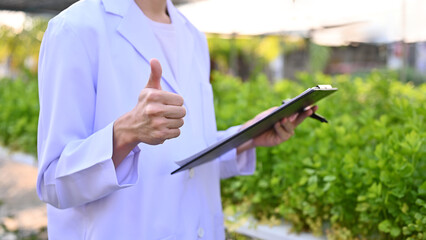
(112, 59, 186, 166)
(136, 58, 186, 144)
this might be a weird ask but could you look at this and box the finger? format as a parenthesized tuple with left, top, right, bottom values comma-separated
(161, 92, 184, 106)
(280, 120, 295, 135)
(165, 128, 181, 139)
(310, 105, 318, 114)
(289, 113, 299, 122)
(165, 118, 184, 129)
(274, 122, 291, 140)
(146, 58, 162, 90)
(280, 117, 287, 125)
(145, 90, 184, 106)
(301, 105, 318, 116)
(163, 105, 186, 119)
(294, 107, 315, 126)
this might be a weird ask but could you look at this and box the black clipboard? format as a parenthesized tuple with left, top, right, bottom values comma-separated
(171, 85, 338, 175)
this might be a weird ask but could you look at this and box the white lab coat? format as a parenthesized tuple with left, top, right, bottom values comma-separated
(36, 0, 256, 239)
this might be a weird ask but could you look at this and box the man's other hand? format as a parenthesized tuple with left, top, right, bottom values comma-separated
(236, 106, 318, 154)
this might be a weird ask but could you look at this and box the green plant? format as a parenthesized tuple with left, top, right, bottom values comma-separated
(0, 77, 39, 155)
(214, 71, 426, 239)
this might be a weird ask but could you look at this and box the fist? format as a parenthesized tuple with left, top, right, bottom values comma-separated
(119, 59, 186, 145)
(138, 59, 186, 144)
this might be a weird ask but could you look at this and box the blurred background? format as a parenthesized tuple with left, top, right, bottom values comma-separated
(0, 0, 425, 239)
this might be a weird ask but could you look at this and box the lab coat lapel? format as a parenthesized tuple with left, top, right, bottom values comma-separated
(114, 0, 182, 95)
(167, 0, 194, 93)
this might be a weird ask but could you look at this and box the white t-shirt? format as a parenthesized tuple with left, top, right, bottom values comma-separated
(148, 18, 178, 80)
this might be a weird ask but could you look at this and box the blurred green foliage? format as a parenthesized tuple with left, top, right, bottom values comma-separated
(0, 77, 39, 155)
(214, 71, 426, 239)
(1, 15, 425, 240)
(0, 17, 47, 77)
(207, 35, 305, 79)
(0, 17, 45, 156)
(0, 68, 424, 239)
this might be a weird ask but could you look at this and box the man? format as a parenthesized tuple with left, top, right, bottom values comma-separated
(36, 0, 316, 239)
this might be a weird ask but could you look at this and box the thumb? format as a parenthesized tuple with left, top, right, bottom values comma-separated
(146, 58, 162, 90)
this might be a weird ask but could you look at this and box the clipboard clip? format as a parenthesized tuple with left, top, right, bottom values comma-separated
(316, 85, 333, 90)
(282, 99, 328, 123)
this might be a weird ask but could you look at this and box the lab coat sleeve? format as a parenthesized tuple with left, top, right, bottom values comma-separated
(217, 126, 256, 179)
(36, 19, 139, 209)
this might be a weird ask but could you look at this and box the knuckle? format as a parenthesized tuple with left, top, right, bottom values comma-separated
(138, 90, 149, 102)
(145, 105, 159, 117)
(138, 93, 144, 102)
(152, 131, 165, 141)
(146, 90, 160, 101)
(139, 87, 148, 95)
(151, 119, 162, 129)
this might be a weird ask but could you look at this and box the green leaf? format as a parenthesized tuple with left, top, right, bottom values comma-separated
(399, 163, 414, 178)
(390, 226, 401, 237)
(258, 179, 268, 188)
(378, 219, 392, 233)
(374, 143, 384, 159)
(418, 181, 426, 197)
(401, 203, 409, 214)
(308, 175, 318, 184)
(415, 198, 425, 206)
(356, 203, 369, 212)
(391, 185, 406, 198)
(270, 177, 279, 186)
(323, 182, 332, 192)
(299, 176, 308, 186)
(324, 175, 336, 182)
(357, 195, 367, 202)
(304, 168, 315, 175)
(414, 213, 422, 220)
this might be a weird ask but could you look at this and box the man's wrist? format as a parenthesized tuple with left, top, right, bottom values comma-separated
(112, 115, 138, 167)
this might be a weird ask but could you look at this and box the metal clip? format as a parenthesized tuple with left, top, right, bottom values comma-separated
(316, 85, 333, 90)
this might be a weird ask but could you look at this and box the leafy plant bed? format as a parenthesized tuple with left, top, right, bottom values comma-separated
(0, 77, 39, 156)
(1, 71, 425, 239)
(214, 71, 426, 240)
